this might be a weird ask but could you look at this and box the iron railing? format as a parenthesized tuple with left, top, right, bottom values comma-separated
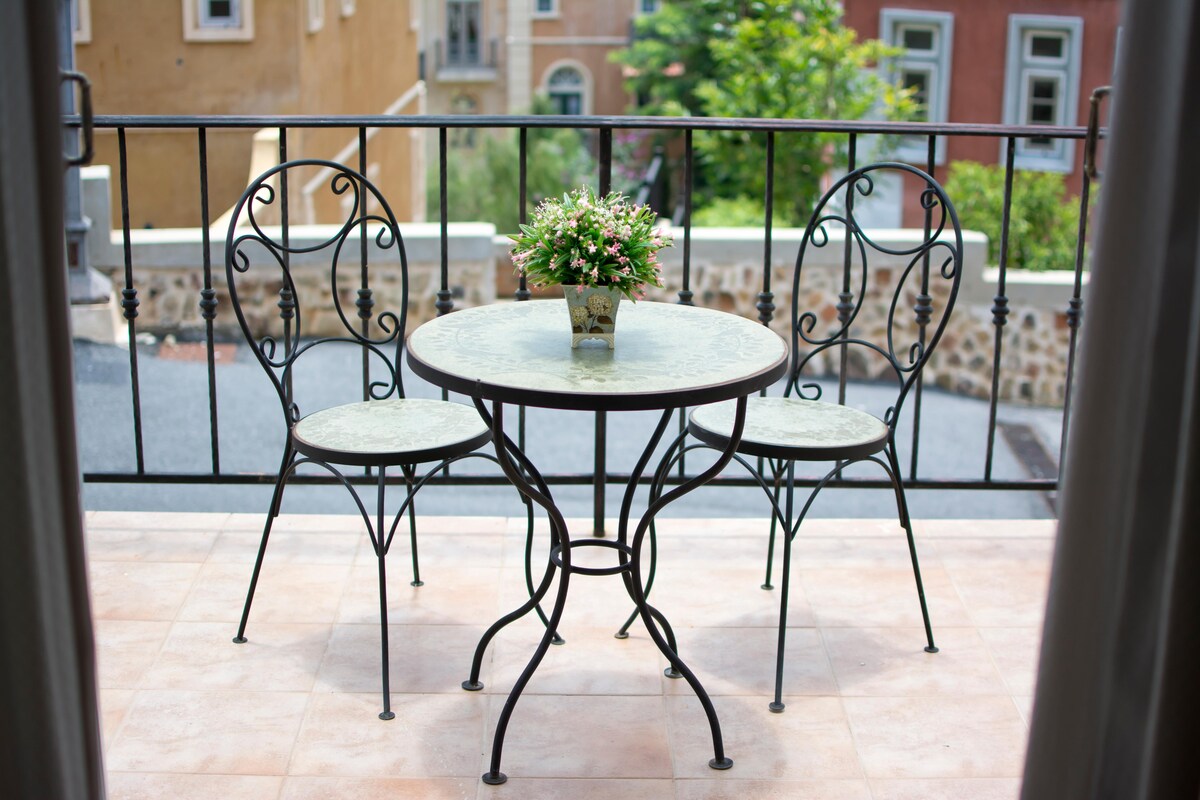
(71, 111, 1106, 534)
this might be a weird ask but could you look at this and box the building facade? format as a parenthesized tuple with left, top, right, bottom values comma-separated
(73, 0, 424, 229)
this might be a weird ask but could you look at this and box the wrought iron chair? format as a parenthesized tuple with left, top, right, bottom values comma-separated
(223, 159, 536, 720)
(639, 162, 963, 712)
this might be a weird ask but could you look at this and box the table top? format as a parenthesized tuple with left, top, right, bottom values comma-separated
(406, 300, 788, 412)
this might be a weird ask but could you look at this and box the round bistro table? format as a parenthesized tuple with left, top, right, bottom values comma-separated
(406, 299, 787, 784)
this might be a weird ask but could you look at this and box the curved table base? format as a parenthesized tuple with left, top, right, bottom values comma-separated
(466, 398, 751, 784)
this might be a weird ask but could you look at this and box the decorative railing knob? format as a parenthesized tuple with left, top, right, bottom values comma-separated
(199, 287, 217, 321)
(756, 291, 775, 326)
(435, 288, 454, 316)
(991, 295, 1010, 326)
(120, 287, 139, 320)
(914, 292, 933, 328)
(277, 287, 295, 321)
(1065, 296, 1083, 329)
(836, 291, 854, 324)
(677, 288, 694, 306)
(356, 288, 375, 320)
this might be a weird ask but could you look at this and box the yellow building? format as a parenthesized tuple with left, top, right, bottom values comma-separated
(74, 0, 424, 228)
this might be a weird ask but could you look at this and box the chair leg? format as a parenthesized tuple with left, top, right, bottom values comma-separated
(770, 462, 796, 713)
(882, 450, 938, 653)
(402, 465, 423, 587)
(763, 460, 784, 590)
(233, 445, 295, 644)
(375, 466, 395, 720)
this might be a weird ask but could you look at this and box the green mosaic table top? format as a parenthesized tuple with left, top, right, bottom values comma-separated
(406, 300, 788, 411)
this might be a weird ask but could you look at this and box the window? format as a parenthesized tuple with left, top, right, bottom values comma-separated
(881, 9, 953, 164)
(533, 0, 558, 18)
(200, 0, 239, 27)
(544, 64, 589, 115)
(306, 0, 324, 33)
(340, 0, 355, 17)
(638, 0, 661, 13)
(446, 0, 481, 66)
(71, 0, 91, 44)
(183, 0, 254, 41)
(1003, 15, 1083, 171)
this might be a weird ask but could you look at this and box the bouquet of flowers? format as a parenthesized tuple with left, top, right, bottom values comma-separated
(509, 186, 672, 301)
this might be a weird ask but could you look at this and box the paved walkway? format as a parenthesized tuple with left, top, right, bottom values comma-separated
(90, 511, 1048, 799)
(75, 339, 1064, 520)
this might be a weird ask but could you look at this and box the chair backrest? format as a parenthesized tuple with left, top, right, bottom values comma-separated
(786, 162, 963, 430)
(223, 159, 409, 426)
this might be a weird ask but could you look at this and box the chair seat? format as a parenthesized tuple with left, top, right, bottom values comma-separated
(689, 397, 889, 461)
(291, 398, 491, 467)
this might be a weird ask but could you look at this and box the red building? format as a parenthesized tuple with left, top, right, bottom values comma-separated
(843, 0, 1120, 224)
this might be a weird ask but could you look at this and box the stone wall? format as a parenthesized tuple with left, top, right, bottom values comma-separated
(81, 167, 1084, 406)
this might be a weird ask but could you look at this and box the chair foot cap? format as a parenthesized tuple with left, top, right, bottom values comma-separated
(613, 631, 630, 640)
(462, 680, 484, 692)
(232, 636, 247, 644)
(769, 702, 786, 713)
(708, 757, 733, 771)
(760, 584, 774, 591)
(664, 667, 683, 679)
(410, 580, 425, 587)
(924, 645, 939, 653)
(378, 711, 395, 721)
(482, 772, 507, 785)
(551, 635, 566, 646)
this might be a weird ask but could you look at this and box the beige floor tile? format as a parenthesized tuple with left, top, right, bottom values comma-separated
(977, 627, 1043, 697)
(361, 532, 506, 571)
(666, 695, 862, 780)
(99, 688, 136, 747)
(338, 564, 503, 627)
(664, 626, 837, 698)
(279, 776, 475, 800)
(105, 689, 309, 774)
(943, 564, 1051, 628)
(916, 519, 1057, 540)
(95, 619, 172, 689)
(869, 777, 1022, 800)
(289, 692, 487, 778)
(410, 515, 511, 536)
(86, 528, 218, 562)
(823, 627, 1007, 697)
(843, 696, 1028, 779)
(223, 513, 369, 533)
(142, 621, 330, 692)
(490, 624, 664, 695)
(496, 564, 631, 630)
(315, 623, 488, 695)
(934, 538, 1055, 567)
(106, 773, 283, 800)
(482, 694, 673, 779)
(481, 778, 674, 800)
(787, 536, 939, 571)
(799, 566, 971, 629)
(178, 562, 350, 624)
(89, 561, 202, 621)
(210, 530, 363, 566)
(675, 778, 872, 800)
(650, 567, 810, 629)
(90, 511, 229, 530)
(1013, 695, 1034, 728)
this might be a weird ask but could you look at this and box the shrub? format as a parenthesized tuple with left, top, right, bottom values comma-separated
(943, 160, 1089, 272)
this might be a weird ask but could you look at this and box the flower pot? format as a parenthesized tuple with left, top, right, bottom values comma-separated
(564, 285, 622, 349)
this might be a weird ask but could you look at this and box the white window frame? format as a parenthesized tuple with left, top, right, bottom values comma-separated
(307, 0, 325, 33)
(183, 0, 255, 42)
(532, 0, 560, 19)
(340, 0, 355, 18)
(540, 60, 592, 116)
(880, 8, 954, 165)
(71, 0, 92, 44)
(1003, 14, 1083, 172)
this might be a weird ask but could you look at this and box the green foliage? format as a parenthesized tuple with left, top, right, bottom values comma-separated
(943, 161, 1087, 272)
(433, 105, 596, 235)
(689, 195, 790, 227)
(509, 186, 671, 300)
(612, 1, 916, 225)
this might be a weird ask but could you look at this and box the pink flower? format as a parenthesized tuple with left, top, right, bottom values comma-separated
(607, 244, 621, 256)
(576, 285, 585, 294)
(587, 242, 597, 253)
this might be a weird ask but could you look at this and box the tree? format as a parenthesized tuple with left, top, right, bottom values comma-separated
(612, 1, 915, 225)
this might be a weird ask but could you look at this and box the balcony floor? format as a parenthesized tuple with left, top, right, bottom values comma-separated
(88, 511, 1053, 800)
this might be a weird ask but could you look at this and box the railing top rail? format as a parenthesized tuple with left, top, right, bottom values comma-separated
(69, 113, 1103, 140)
